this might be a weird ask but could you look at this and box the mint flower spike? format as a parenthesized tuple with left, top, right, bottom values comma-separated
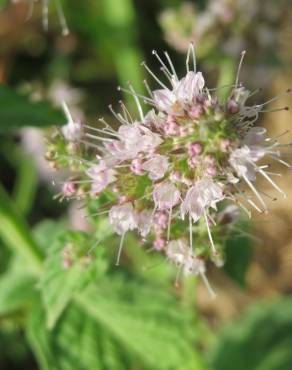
(53, 45, 291, 291)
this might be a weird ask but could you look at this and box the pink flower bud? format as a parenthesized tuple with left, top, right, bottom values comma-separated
(220, 138, 231, 152)
(204, 154, 216, 165)
(164, 121, 179, 135)
(62, 182, 76, 197)
(153, 238, 165, 251)
(130, 158, 144, 175)
(187, 157, 200, 169)
(190, 105, 204, 118)
(188, 141, 203, 157)
(206, 165, 217, 177)
(170, 170, 182, 182)
(227, 99, 240, 114)
(155, 212, 168, 228)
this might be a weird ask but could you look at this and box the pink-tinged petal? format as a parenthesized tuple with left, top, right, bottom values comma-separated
(142, 155, 169, 180)
(109, 203, 137, 235)
(153, 182, 180, 210)
(153, 89, 176, 112)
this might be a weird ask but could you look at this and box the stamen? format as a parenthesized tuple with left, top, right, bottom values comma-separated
(62, 101, 74, 124)
(259, 88, 291, 107)
(247, 199, 263, 213)
(235, 50, 246, 87)
(204, 210, 217, 254)
(119, 101, 134, 124)
(141, 61, 169, 90)
(271, 156, 292, 168)
(85, 133, 114, 143)
(128, 82, 144, 121)
(260, 107, 289, 113)
(152, 50, 172, 78)
(200, 272, 216, 299)
(160, 67, 174, 84)
(243, 174, 268, 212)
(87, 239, 100, 255)
(167, 206, 172, 242)
(84, 125, 118, 138)
(164, 51, 179, 82)
(117, 86, 155, 106)
(100, 118, 117, 133)
(189, 214, 193, 251)
(116, 232, 126, 266)
(186, 42, 196, 73)
(259, 169, 286, 198)
(143, 79, 154, 98)
(80, 140, 105, 150)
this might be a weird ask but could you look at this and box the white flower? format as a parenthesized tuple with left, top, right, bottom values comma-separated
(139, 125, 163, 151)
(153, 71, 205, 113)
(153, 89, 177, 113)
(181, 179, 224, 222)
(243, 127, 267, 146)
(108, 123, 163, 161)
(183, 254, 206, 276)
(142, 154, 169, 180)
(109, 203, 137, 235)
(175, 71, 205, 103)
(153, 182, 180, 210)
(166, 239, 206, 276)
(136, 209, 153, 237)
(229, 145, 265, 181)
(86, 160, 116, 194)
(167, 239, 188, 264)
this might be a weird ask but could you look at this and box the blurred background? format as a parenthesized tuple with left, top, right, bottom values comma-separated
(0, 1, 292, 369)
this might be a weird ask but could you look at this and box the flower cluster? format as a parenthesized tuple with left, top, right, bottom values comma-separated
(47, 45, 290, 291)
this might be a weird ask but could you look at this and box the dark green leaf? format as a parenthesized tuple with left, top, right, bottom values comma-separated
(211, 298, 292, 370)
(0, 85, 66, 131)
(224, 222, 253, 286)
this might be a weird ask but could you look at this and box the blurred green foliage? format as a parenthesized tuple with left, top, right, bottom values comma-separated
(211, 298, 292, 370)
(0, 86, 66, 131)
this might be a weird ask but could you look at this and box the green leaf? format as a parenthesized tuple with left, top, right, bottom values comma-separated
(27, 301, 107, 370)
(32, 219, 67, 253)
(0, 184, 42, 274)
(223, 222, 253, 287)
(211, 298, 292, 370)
(76, 276, 203, 370)
(0, 85, 66, 131)
(0, 260, 37, 315)
(40, 230, 107, 329)
(28, 275, 204, 370)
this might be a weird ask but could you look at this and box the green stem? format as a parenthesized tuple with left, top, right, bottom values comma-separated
(101, 0, 145, 106)
(13, 153, 38, 216)
(0, 183, 42, 273)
